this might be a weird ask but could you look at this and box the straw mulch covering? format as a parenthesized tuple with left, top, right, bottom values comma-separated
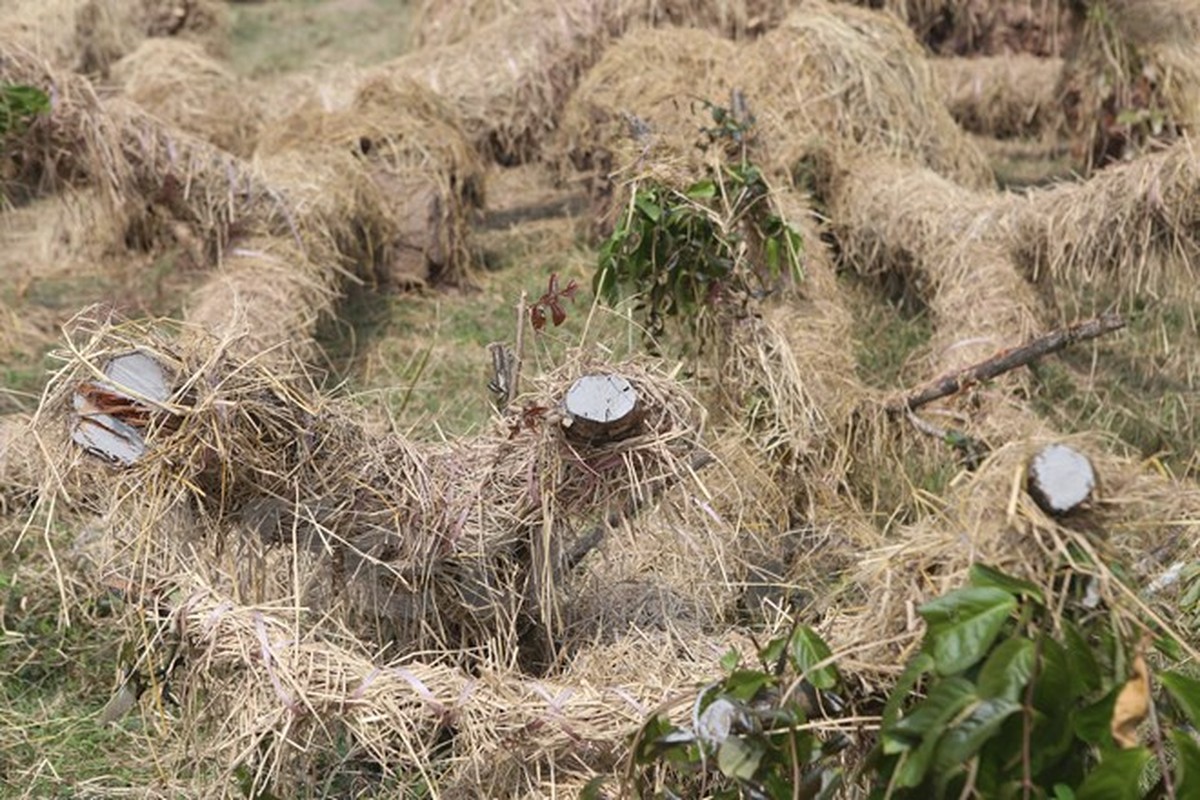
(0, 414, 39, 514)
(868, 0, 1074, 57)
(46, 315, 708, 669)
(1058, 0, 1200, 170)
(2, 0, 230, 75)
(412, 0, 805, 48)
(111, 38, 261, 157)
(932, 54, 1064, 139)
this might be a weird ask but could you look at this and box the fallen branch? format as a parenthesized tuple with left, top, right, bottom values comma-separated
(892, 312, 1126, 414)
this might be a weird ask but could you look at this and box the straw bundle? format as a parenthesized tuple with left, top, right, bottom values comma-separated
(1014, 137, 1200, 305)
(377, 0, 617, 165)
(932, 55, 1064, 139)
(256, 74, 484, 288)
(737, 1, 992, 188)
(111, 38, 260, 157)
(828, 156, 1039, 373)
(1058, 0, 1200, 170)
(867, 0, 1073, 57)
(43, 315, 706, 669)
(1, 0, 230, 76)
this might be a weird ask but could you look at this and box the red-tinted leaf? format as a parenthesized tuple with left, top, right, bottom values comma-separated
(550, 299, 567, 326)
(562, 279, 579, 301)
(530, 305, 547, 331)
(547, 273, 559, 296)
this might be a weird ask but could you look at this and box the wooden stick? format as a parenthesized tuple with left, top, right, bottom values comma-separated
(892, 311, 1126, 413)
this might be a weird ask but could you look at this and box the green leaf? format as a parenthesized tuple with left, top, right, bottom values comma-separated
(1063, 620, 1102, 694)
(886, 675, 975, 762)
(686, 179, 717, 199)
(724, 670, 772, 702)
(1160, 671, 1200, 727)
(1170, 729, 1200, 798)
(789, 626, 839, 690)
(716, 736, 764, 781)
(933, 697, 1021, 776)
(969, 564, 1046, 604)
(579, 776, 609, 800)
(1075, 747, 1150, 800)
(1054, 785, 1078, 800)
(635, 194, 662, 222)
(977, 638, 1036, 701)
(1074, 685, 1121, 746)
(882, 652, 934, 732)
(719, 647, 740, 673)
(919, 587, 1017, 676)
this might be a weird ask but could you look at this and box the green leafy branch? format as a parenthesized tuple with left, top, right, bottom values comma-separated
(1, 84, 49, 139)
(593, 95, 804, 353)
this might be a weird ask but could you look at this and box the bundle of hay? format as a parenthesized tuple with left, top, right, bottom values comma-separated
(0, 414, 38, 514)
(44, 314, 706, 669)
(868, 0, 1073, 57)
(932, 55, 1064, 139)
(2, 0, 230, 76)
(738, 1, 991, 187)
(256, 74, 485, 288)
(111, 38, 261, 157)
(1057, 0, 1200, 170)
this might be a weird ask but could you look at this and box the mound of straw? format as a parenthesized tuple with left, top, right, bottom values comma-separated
(0, 414, 38, 514)
(42, 314, 707, 669)
(868, 0, 1073, 57)
(932, 55, 1064, 139)
(2, 0, 230, 76)
(111, 38, 260, 157)
(1058, 0, 1200, 170)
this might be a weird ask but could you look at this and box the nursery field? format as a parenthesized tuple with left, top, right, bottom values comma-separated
(1, 1, 1198, 798)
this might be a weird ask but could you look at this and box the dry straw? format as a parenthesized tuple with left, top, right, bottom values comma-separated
(1, 0, 230, 75)
(1057, 0, 1200, 170)
(738, 1, 992, 188)
(42, 313, 708, 667)
(873, 0, 1072, 57)
(111, 38, 261, 157)
(932, 55, 1064, 139)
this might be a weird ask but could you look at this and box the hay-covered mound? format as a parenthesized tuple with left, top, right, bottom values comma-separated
(48, 315, 707, 668)
(932, 54, 1064, 139)
(2, 0, 230, 75)
(1058, 0, 1200, 170)
(111, 38, 260, 157)
(869, 0, 1073, 57)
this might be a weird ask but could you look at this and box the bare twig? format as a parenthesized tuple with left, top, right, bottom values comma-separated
(892, 312, 1126, 413)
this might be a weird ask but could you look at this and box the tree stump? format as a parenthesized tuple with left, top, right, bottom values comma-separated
(562, 374, 645, 445)
(1027, 443, 1096, 515)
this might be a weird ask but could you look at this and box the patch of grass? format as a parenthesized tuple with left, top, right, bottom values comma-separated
(229, 0, 417, 78)
(839, 272, 934, 390)
(1030, 299, 1198, 478)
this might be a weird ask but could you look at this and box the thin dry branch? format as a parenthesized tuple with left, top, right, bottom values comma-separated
(892, 311, 1126, 413)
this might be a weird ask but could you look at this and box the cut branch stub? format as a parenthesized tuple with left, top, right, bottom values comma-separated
(1027, 443, 1096, 516)
(562, 374, 645, 445)
(71, 350, 173, 466)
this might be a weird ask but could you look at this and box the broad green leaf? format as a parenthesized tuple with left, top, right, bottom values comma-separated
(1075, 747, 1150, 800)
(977, 638, 1037, 701)
(1170, 729, 1200, 798)
(716, 736, 764, 781)
(724, 670, 772, 702)
(1160, 671, 1200, 727)
(882, 652, 934, 730)
(886, 676, 976, 786)
(933, 697, 1021, 775)
(1074, 685, 1121, 746)
(1054, 785, 1078, 800)
(969, 564, 1046, 604)
(635, 194, 662, 222)
(719, 647, 740, 673)
(765, 236, 781, 274)
(919, 587, 1017, 676)
(579, 776, 609, 800)
(686, 179, 717, 199)
(1063, 620, 1102, 694)
(790, 625, 839, 690)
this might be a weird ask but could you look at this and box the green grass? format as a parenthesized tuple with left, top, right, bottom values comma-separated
(229, 0, 417, 78)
